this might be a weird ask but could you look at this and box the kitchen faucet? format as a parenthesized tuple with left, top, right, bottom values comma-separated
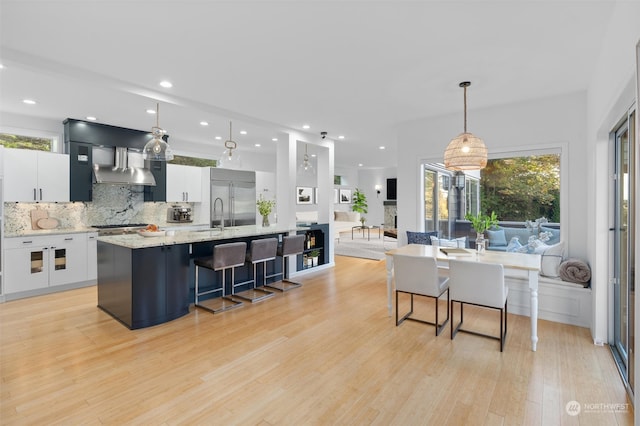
(212, 197, 224, 230)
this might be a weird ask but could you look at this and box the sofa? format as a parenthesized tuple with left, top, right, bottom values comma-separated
(296, 210, 363, 241)
(485, 225, 560, 251)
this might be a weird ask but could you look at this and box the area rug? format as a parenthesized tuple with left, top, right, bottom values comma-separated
(334, 234, 397, 260)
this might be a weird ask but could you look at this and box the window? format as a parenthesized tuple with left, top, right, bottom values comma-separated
(423, 149, 562, 240)
(0, 133, 54, 151)
(424, 165, 453, 237)
(169, 155, 217, 167)
(480, 154, 560, 222)
(465, 176, 480, 216)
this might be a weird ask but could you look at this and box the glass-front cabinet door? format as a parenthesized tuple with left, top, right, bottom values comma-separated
(4, 246, 50, 293)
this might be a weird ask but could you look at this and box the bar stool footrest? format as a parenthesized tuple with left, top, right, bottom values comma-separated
(195, 296, 244, 314)
(265, 279, 302, 292)
(234, 288, 275, 302)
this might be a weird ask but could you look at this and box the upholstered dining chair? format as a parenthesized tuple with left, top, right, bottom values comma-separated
(448, 259, 509, 351)
(406, 231, 439, 245)
(393, 253, 450, 336)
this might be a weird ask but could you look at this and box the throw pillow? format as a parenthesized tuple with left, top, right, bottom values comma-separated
(407, 231, 438, 245)
(540, 242, 564, 278)
(430, 236, 467, 248)
(506, 237, 522, 252)
(540, 226, 561, 245)
(334, 211, 349, 221)
(486, 229, 507, 247)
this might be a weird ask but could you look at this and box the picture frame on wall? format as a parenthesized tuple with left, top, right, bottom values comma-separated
(296, 186, 313, 204)
(334, 188, 339, 204)
(339, 188, 351, 204)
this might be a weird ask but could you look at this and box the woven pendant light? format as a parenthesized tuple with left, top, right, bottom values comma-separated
(444, 82, 487, 170)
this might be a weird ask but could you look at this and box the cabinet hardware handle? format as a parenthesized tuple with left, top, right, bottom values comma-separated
(23, 241, 33, 244)
(33, 188, 37, 200)
(39, 188, 43, 200)
(64, 238, 73, 241)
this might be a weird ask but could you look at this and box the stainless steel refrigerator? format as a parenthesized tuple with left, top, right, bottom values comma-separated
(210, 168, 256, 228)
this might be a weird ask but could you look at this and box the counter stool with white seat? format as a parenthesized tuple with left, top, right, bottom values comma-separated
(265, 234, 305, 292)
(233, 238, 277, 302)
(194, 241, 246, 314)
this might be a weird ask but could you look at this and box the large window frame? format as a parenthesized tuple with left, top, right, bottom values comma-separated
(0, 126, 60, 152)
(421, 144, 567, 240)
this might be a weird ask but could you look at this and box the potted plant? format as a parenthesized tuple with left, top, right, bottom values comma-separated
(256, 195, 276, 227)
(464, 211, 498, 252)
(351, 188, 368, 226)
(309, 249, 321, 267)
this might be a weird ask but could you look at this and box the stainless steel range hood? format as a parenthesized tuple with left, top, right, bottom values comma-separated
(93, 147, 156, 186)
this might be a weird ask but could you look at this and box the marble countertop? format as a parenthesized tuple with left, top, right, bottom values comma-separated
(4, 227, 98, 238)
(97, 224, 309, 249)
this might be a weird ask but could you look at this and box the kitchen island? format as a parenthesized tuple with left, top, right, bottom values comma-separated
(97, 225, 306, 329)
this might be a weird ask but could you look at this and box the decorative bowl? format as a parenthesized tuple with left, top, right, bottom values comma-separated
(137, 230, 166, 237)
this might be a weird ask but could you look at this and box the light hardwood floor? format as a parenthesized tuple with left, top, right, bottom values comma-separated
(0, 255, 633, 425)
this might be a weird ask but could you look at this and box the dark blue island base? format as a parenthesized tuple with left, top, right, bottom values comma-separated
(97, 242, 191, 329)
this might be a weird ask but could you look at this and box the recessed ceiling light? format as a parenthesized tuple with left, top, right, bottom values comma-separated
(302, 124, 310, 129)
(22, 99, 36, 105)
(215, 136, 222, 140)
(358, 163, 363, 167)
(311, 154, 317, 158)
(86, 116, 98, 121)
(255, 143, 261, 147)
(200, 121, 209, 126)
(146, 109, 156, 114)
(338, 135, 345, 139)
(159, 80, 173, 88)
(271, 138, 278, 142)
(0, 64, 5, 69)
(240, 130, 247, 135)
(379, 146, 386, 150)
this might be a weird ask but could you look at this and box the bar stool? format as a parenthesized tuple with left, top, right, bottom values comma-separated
(233, 238, 277, 303)
(194, 241, 246, 314)
(265, 234, 305, 292)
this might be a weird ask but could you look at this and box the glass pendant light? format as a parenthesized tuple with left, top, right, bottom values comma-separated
(444, 81, 487, 170)
(142, 103, 174, 161)
(218, 121, 241, 169)
(300, 143, 314, 174)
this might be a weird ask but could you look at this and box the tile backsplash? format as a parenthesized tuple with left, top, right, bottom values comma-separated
(4, 184, 189, 232)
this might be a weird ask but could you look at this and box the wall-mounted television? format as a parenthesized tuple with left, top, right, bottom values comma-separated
(387, 178, 397, 200)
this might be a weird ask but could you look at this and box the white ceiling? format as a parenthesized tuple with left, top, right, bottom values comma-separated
(0, 0, 616, 168)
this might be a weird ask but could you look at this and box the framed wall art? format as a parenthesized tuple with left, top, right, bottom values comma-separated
(339, 188, 351, 204)
(296, 186, 313, 204)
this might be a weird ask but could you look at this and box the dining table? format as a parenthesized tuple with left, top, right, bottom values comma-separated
(385, 244, 542, 351)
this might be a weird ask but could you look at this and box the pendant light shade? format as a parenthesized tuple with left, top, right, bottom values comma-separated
(300, 143, 314, 174)
(142, 103, 174, 161)
(444, 82, 487, 171)
(218, 121, 241, 169)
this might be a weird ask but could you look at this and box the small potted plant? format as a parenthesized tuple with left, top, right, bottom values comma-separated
(256, 195, 276, 227)
(351, 188, 368, 226)
(464, 211, 498, 252)
(309, 249, 321, 267)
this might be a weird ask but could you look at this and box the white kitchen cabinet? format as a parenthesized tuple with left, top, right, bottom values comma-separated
(166, 164, 203, 202)
(4, 233, 88, 294)
(3, 148, 70, 202)
(87, 232, 98, 281)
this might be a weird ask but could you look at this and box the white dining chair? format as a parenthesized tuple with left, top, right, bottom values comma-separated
(448, 259, 508, 351)
(393, 253, 449, 336)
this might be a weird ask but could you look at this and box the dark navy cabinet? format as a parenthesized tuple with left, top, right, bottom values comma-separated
(97, 242, 189, 329)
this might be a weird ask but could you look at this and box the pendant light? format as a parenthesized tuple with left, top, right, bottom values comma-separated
(142, 103, 174, 161)
(300, 143, 314, 174)
(218, 121, 241, 168)
(444, 81, 487, 170)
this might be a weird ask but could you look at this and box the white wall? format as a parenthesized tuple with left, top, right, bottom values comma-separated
(357, 167, 396, 226)
(584, 0, 640, 376)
